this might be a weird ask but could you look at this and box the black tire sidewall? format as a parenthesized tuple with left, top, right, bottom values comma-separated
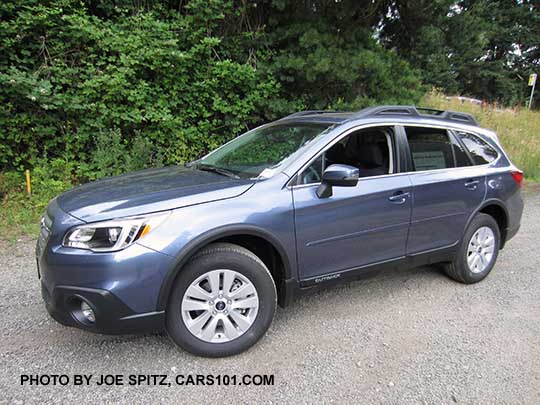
(166, 247, 276, 357)
(457, 213, 500, 283)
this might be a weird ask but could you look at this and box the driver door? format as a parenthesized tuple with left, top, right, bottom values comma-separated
(292, 126, 412, 281)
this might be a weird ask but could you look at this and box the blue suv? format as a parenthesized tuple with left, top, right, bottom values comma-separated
(37, 106, 524, 357)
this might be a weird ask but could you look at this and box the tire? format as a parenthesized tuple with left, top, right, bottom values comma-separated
(166, 243, 276, 357)
(443, 213, 500, 284)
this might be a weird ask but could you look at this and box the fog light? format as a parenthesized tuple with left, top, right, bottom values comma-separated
(80, 301, 95, 323)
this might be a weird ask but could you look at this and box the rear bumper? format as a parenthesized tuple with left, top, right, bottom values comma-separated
(41, 282, 165, 334)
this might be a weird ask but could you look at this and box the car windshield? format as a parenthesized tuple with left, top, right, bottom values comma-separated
(197, 122, 332, 179)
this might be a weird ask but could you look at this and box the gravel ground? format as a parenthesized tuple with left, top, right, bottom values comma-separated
(1, 193, 539, 404)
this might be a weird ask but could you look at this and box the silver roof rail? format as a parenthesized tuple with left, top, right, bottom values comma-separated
(282, 110, 346, 119)
(353, 105, 479, 126)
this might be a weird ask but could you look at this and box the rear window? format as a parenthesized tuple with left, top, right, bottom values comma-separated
(405, 127, 471, 171)
(456, 131, 498, 165)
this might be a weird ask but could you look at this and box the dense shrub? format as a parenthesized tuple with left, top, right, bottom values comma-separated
(0, 0, 425, 181)
(1, 1, 538, 238)
(0, 0, 279, 177)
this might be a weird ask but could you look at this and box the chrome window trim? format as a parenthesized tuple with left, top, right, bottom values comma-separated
(385, 130, 394, 174)
(286, 121, 502, 189)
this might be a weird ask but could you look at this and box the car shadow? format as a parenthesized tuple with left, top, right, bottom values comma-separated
(52, 263, 449, 358)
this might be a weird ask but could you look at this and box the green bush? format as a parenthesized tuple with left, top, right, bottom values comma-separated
(0, 0, 278, 176)
(0, 0, 425, 181)
(0, 158, 74, 238)
(86, 129, 163, 180)
(0, 0, 427, 238)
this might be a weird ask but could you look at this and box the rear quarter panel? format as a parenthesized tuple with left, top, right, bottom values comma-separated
(484, 170, 524, 235)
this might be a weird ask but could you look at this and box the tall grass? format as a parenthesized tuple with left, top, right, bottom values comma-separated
(422, 92, 540, 181)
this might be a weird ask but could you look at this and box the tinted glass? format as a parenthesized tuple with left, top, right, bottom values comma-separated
(451, 135, 472, 167)
(405, 127, 470, 171)
(457, 131, 498, 165)
(299, 127, 393, 184)
(200, 123, 331, 178)
(300, 155, 323, 184)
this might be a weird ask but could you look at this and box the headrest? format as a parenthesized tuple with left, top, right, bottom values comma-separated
(326, 142, 345, 162)
(354, 143, 384, 167)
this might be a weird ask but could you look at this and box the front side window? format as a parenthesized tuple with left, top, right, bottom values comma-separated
(456, 131, 498, 165)
(199, 123, 332, 179)
(299, 127, 394, 184)
(405, 126, 471, 171)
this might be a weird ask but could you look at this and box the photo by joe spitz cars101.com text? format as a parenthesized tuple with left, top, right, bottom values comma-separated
(37, 106, 523, 357)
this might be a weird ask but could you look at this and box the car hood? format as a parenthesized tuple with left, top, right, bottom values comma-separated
(56, 166, 255, 222)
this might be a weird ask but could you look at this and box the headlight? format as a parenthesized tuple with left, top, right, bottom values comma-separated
(63, 211, 170, 252)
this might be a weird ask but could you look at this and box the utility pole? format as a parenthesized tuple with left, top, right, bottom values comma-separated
(529, 73, 537, 109)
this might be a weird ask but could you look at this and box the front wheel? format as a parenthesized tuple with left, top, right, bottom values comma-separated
(166, 243, 276, 357)
(443, 213, 500, 284)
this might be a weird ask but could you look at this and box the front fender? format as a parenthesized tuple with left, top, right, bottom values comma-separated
(134, 173, 297, 311)
(155, 224, 296, 311)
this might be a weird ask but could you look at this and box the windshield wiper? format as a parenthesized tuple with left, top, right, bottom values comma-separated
(197, 163, 240, 179)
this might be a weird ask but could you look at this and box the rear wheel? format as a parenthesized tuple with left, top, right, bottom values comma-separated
(443, 213, 500, 284)
(166, 243, 276, 357)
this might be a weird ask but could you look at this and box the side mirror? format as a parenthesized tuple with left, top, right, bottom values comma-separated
(317, 164, 359, 198)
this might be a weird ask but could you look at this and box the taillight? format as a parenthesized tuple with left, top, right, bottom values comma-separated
(511, 170, 524, 187)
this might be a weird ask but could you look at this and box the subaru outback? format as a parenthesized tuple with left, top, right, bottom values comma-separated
(37, 106, 524, 357)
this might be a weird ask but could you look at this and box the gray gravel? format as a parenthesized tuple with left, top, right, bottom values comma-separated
(1, 193, 539, 404)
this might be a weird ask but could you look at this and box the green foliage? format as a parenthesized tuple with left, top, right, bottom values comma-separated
(0, 0, 278, 174)
(87, 129, 163, 180)
(0, 0, 425, 179)
(251, 1, 425, 116)
(267, 23, 425, 111)
(0, 158, 74, 238)
(2, 0, 538, 238)
(380, 0, 540, 106)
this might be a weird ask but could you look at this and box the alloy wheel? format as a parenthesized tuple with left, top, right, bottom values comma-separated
(467, 226, 495, 274)
(181, 269, 259, 343)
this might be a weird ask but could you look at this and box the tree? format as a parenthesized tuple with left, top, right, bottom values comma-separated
(379, 0, 540, 106)
(247, 0, 425, 116)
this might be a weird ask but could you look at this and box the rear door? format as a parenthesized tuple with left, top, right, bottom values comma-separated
(402, 125, 486, 254)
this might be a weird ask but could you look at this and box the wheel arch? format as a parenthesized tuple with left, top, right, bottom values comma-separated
(467, 199, 509, 248)
(157, 225, 296, 311)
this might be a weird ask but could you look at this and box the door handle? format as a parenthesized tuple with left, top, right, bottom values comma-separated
(464, 179, 480, 190)
(388, 192, 410, 204)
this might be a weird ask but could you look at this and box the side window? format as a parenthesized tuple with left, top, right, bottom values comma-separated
(298, 127, 394, 184)
(456, 131, 498, 165)
(300, 155, 324, 184)
(405, 126, 470, 171)
(451, 134, 471, 167)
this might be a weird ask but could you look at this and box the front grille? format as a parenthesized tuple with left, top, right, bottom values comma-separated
(36, 212, 52, 258)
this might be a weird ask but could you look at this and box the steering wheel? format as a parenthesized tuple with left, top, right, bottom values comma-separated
(303, 165, 321, 184)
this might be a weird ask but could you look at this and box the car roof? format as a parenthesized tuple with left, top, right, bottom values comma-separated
(278, 105, 499, 143)
(279, 112, 355, 124)
(281, 105, 479, 125)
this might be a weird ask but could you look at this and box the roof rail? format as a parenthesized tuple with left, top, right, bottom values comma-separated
(354, 105, 479, 126)
(282, 110, 344, 119)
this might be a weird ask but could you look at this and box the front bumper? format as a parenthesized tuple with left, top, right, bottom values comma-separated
(41, 283, 165, 334)
(37, 199, 175, 334)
